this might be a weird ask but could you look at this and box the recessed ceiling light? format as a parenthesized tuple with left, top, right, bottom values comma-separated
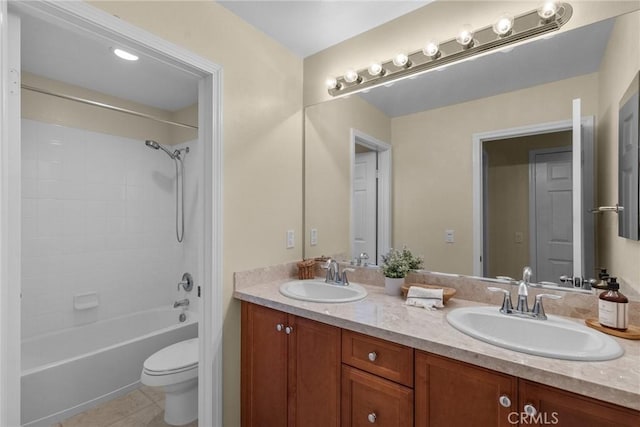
(112, 48, 139, 61)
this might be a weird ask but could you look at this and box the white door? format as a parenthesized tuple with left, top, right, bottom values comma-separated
(619, 92, 639, 240)
(353, 151, 377, 261)
(532, 149, 573, 282)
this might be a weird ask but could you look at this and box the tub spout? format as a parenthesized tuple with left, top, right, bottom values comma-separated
(173, 298, 189, 308)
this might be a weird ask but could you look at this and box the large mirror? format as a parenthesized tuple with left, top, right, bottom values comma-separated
(618, 71, 640, 240)
(304, 10, 640, 299)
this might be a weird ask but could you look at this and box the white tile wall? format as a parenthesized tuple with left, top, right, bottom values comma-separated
(21, 119, 201, 339)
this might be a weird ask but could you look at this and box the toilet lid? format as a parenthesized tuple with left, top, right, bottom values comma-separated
(144, 338, 198, 373)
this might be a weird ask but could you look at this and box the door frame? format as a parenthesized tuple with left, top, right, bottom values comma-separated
(0, 2, 223, 426)
(528, 146, 573, 281)
(350, 129, 391, 265)
(472, 117, 594, 279)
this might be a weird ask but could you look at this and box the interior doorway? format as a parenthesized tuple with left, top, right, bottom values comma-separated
(1, 2, 223, 426)
(350, 129, 391, 265)
(473, 108, 595, 284)
(482, 133, 573, 282)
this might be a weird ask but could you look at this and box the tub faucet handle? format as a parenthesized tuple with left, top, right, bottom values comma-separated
(178, 272, 193, 292)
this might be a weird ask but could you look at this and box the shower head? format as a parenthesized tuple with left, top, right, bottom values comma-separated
(145, 140, 176, 159)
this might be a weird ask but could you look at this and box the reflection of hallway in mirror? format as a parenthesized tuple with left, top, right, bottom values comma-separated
(353, 146, 377, 262)
(483, 131, 573, 282)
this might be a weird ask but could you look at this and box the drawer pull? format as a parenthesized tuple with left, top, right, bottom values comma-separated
(285, 326, 294, 335)
(524, 404, 537, 417)
(498, 395, 511, 408)
(367, 412, 377, 423)
(368, 351, 377, 362)
(276, 323, 284, 332)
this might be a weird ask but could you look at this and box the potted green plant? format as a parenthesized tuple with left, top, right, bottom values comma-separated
(380, 247, 424, 295)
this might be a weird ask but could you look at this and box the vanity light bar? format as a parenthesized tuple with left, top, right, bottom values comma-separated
(327, 3, 573, 97)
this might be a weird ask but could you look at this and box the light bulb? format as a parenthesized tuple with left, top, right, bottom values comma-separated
(456, 25, 474, 47)
(492, 14, 514, 36)
(368, 62, 384, 76)
(344, 69, 360, 83)
(537, 1, 558, 20)
(392, 53, 410, 68)
(423, 40, 440, 58)
(325, 77, 339, 90)
(113, 48, 139, 61)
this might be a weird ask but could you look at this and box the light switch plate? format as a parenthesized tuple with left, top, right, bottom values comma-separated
(310, 228, 318, 246)
(286, 230, 295, 249)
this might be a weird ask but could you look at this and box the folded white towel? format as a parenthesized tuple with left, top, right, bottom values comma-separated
(405, 286, 444, 310)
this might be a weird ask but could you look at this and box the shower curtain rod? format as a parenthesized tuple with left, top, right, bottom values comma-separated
(21, 84, 199, 130)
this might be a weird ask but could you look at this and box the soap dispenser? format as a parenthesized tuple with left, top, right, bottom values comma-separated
(598, 277, 628, 331)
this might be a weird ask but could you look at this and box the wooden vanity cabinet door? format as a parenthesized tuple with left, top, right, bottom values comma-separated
(415, 351, 517, 427)
(342, 365, 414, 427)
(288, 315, 341, 427)
(241, 302, 288, 427)
(518, 379, 640, 427)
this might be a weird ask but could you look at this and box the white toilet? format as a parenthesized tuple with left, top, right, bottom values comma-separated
(141, 338, 198, 426)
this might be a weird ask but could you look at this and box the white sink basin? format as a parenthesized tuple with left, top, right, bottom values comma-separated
(446, 306, 623, 361)
(279, 280, 367, 303)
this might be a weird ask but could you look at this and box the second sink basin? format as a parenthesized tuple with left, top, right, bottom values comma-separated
(280, 280, 367, 303)
(446, 306, 623, 361)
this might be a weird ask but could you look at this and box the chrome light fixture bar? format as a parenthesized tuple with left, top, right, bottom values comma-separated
(327, 2, 572, 97)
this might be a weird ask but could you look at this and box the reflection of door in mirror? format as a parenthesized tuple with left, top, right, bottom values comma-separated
(350, 130, 391, 265)
(618, 72, 640, 240)
(483, 133, 573, 283)
(475, 112, 595, 284)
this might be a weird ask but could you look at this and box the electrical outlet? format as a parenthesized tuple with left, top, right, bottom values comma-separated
(515, 231, 524, 243)
(310, 228, 318, 246)
(286, 230, 295, 249)
(445, 229, 455, 243)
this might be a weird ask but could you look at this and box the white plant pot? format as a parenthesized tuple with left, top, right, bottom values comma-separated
(384, 277, 405, 296)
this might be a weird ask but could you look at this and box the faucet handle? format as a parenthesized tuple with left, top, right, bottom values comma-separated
(488, 287, 513, 314)
(341, 268, 355, 285)
(531, 293, 562, 319)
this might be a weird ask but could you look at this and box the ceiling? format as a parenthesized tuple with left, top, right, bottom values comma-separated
(20, 12, 200, 112)
(218, 1, 433, 58)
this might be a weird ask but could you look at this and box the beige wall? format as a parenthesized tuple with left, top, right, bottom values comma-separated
(597, 10, 640, 296)
(304, 1, 639, 106)
(391, 73, 598, 275)
(485, 132, 572, 280)
(305, 95, 391, 259)
(90, 2, 304, 426)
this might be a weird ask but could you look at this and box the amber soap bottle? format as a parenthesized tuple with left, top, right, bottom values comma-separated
(598, 277, 628, 331)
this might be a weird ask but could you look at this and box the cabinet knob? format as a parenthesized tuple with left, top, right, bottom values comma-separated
(276, 323, 284, 332)
(524, 404, 538, 417)
(367, 412, 377, 423)
(498, 395, 512, 408)
(368, 351, 377, 362)
(285, 326, 294, 335)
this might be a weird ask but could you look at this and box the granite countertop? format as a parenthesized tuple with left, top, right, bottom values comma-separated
(234, 279, 640, 411)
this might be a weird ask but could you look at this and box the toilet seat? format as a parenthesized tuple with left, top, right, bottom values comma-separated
(143, 337, 198, 375)
(141, 338, 199, 388)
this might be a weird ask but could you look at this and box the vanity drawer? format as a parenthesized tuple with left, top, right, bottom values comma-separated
(341, 365, 413, 427)
(342, 330, 414, 387)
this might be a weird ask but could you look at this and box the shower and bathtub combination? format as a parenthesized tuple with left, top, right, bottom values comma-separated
(20, 118, 202, 426)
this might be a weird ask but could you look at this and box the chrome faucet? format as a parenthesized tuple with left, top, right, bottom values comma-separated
(324, 259, 354, 286)
(173, 298, 190, 308)
(488, 266, 561, 320)
(516, 266, 532, 313)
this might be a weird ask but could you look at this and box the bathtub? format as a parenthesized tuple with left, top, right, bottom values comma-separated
(21, 307, 198, 426)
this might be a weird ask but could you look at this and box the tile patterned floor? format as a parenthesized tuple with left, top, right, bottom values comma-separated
(52, 386, 198, 427)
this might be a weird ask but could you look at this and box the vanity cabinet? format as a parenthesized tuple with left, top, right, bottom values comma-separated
(415, 351, 640, 427)
(341, 330, 414, 426)
(518, 379, 640, 427)
(241, 302, 341, 427)
(242, 303, 639, 427)
(415, 351, 517, 427)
